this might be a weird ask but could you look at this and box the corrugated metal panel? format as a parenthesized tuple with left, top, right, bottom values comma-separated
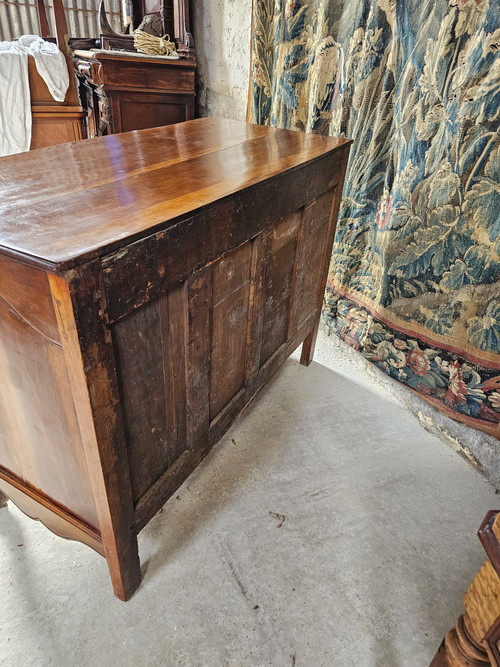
(0, 0, 122, 41)
(0, 1, 38, 41)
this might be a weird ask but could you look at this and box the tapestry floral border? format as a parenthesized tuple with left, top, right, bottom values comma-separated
(324, 286, 500, 435)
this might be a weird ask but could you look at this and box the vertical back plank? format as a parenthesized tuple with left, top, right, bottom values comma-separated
(186, 266, 212, 451)
(113, 299, 168, 502)
(160, 281, 188, 463)
(288, 195, 331, 337)
(260, 213, 301, 366)
(210, 243, 252, 420)
(245, 229, 272, 385)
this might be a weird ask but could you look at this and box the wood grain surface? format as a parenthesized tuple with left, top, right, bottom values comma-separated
(0, 118, 350, 269)
(0, 256, 98, 528)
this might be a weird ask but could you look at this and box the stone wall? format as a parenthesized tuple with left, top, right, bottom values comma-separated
(192, 0, 251, 121)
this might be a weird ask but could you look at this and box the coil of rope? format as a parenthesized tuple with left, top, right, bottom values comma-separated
(133, 30, 177, 56)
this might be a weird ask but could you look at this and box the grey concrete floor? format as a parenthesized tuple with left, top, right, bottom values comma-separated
(0, 329, 497, 667)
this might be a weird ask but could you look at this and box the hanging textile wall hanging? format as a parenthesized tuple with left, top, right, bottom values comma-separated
(250, 0, 500, 436)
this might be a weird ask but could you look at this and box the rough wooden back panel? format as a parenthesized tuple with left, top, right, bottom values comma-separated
(112, 288, 189, 501)
(210, 243, 253, 421)
(108, 188, 335, 508)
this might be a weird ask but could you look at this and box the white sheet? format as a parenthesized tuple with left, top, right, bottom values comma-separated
(0, 36, 70, 157)
(0, 42, 31, 157)
(18, 35, 69, 103)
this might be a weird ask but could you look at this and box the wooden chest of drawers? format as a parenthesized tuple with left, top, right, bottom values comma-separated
(73, 50, 196, 137)
(0, 118, 351, 599)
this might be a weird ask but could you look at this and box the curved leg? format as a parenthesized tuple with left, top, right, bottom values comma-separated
(430, 613, 490, 666)
(0, 490, 8, 508)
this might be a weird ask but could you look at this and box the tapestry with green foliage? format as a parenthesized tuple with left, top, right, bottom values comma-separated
(250, 0, 500, 434)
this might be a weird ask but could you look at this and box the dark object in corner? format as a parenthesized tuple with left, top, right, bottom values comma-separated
(136, 14, 163, 36)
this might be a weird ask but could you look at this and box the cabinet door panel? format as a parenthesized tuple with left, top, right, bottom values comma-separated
(117, 98, 190, 133)
(210, 242, 252, 420)
(112, 283, 188, 503)
(260, 212, 301, 366)
(289, 190, 335, 331)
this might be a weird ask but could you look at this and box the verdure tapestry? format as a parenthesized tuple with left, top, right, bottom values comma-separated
(250, 0, 500, 436)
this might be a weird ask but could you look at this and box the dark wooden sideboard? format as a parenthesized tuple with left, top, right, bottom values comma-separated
(0, 118, 351, 600)
(73, 49, 196, 137)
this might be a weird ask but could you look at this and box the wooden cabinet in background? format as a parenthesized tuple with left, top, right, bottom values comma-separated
(74, 50, 195, 137)
(0, 118, 351, 600)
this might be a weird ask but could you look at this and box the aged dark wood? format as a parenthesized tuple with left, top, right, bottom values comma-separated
(186, 267, 212, 450)
(210, 244, 252, 419)
(0, 118, 351, 600)
(430, 511, 500, 666)
(260, 211, 301, 365)
(73, 49, 196, 138)
(244, 229, 272, 387)
(74, 0, 196, 137)
(478, 511, 500, 577)
(52, 266, 141, 601)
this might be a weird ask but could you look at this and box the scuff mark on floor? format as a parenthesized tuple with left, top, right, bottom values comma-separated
(227, 557, 248, 599)
(218, 539, 251, 602)
(269, 511, 287, 528)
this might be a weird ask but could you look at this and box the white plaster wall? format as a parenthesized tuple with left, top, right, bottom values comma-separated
(192, 0, 252, 120)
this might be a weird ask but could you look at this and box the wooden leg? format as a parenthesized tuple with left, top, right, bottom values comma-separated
(300, 320, 319, 367)
(50, 272, 142, 602)
(105, 534, 142, 602)
(0, 489, 8, 508)
(430, 614, 490, 666)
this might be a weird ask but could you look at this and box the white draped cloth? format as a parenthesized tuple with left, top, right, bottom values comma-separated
(0, 35, 70, 157)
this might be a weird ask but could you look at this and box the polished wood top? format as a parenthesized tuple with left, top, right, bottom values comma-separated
(0, 118, 350, 270)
